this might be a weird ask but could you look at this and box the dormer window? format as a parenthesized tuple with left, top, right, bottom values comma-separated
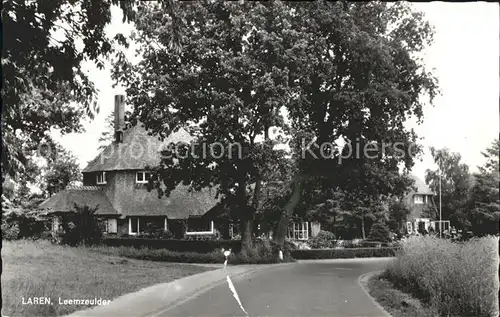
(136, 171, 152, 184)
(96, 172, 107, 185)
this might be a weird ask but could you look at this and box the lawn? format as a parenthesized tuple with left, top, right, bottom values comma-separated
(379, 235, 499, 317)
(1, 239, 216, 317)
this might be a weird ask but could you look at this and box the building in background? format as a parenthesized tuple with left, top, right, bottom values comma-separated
(405, 175, 450, 235)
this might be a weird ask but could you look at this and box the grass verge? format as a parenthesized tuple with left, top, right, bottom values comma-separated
(1, 239, 215, 317)
(367, 272, 436, 317)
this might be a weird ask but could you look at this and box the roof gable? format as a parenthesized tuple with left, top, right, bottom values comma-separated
(411, 175, 434, 195)
(38, 186, 118, 215)
(83, 123, 192, 173)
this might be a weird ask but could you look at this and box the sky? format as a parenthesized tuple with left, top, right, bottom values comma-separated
(52, 2, 500, 180)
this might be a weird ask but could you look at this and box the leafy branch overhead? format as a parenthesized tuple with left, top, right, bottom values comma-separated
(2, 0, 180, 182)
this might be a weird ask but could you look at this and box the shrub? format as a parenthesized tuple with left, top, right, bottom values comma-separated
(291, 247, 398, 259)
(385, 235, 498, 317)
(367, 222, 391, 243)
(1, 211, 49, 240)
(137, 223, 174, 239)
(93, 239, 295, 264)
(102, 237, 242, 253)
(308, 230, 336, 249)
(60, 204, 103, 246)
(2, 222, 20, 240)
(229, 239, 294, 264)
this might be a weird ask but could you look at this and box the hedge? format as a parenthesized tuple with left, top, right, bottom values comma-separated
(341, 241, 397, 248)
(291, 247, 399, 259)
(92, 239, 296, 264)
(101, 238, 241, 253)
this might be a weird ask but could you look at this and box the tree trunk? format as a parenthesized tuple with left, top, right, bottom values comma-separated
(241, 217, 253, 251)
(361, 215, 366, 239)
(332, 215, 337, 238)
(274, 175, 302, 247)
(238, 177, 257, 251)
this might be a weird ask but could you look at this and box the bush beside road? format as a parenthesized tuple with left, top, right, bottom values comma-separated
(381, 236, 499, 317)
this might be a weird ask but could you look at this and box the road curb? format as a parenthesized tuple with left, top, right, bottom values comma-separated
(358, 270, 392, 317)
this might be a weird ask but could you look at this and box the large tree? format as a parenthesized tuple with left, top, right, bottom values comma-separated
(270, 1, 438, 246)
(44, 146, 82, 196)
(467, 139, 500, 236)
(114, 1, 294, 250)
(114, 1, 437, 249)
(424, 147, 472, 230)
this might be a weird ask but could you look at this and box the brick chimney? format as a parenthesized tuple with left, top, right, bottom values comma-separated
(114, 94, 125, 143)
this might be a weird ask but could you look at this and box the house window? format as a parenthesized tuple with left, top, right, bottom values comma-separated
(287, 222, 309, 240)
(129, 217, 139, 235)
(96, 172, 107, 185)
(414, 195, 424, 204)
(186, 217, 214, 235)
(106, 218, 118, 233)
(406, 221, 413, 234)
(136, 171, 152, 184)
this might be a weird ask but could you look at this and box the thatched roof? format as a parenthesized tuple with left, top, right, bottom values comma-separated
(72, 122, 221, 219)
(38, 186, 118, 215)
(116, 185, 219, 218)
(83, 123, 192, 173)
(37, 185, 220, 219)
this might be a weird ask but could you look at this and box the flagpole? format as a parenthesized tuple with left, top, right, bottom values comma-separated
(439, 158, 442, 239)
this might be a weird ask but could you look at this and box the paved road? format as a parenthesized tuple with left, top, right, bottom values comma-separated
(154, 258, 392, 317)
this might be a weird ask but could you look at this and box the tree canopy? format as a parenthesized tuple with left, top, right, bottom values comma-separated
(113, 1, 438, 248)
(467, 139, 500, 236)
(424, 147, 472, 230)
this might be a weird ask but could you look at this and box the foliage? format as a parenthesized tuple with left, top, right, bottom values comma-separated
(367, 221, 392, 243)
(93, 241, 294, 264)
(44, 146, 82, 195)
(425, 147, 472, 230)
(2, 0, 125, 182)
(277, 1, 437, 243)
(230, 239, 295, 264)
(114, 1, 296, 250)
(60, 204, 103, 246)
(467, 139, 500, 236)
(387, 197, 411, 235)
(102, 237, 242, 253)
(112, 1, 437, 248)
(97, 109, 134, 150)
(1, 222, 21, 241)
(308, 230, 336, 249)
(291, 247, 399, 259)
(1, 210, 49, 240)
(386, 235, 498, 317)
(137, 225, 174, 240)
(1, 0, 184, 183)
